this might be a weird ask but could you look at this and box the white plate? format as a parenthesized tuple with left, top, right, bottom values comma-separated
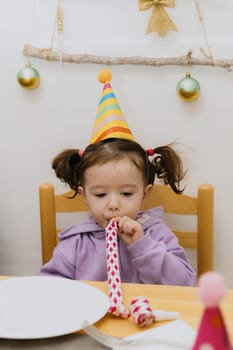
(0, 276, 109, 339)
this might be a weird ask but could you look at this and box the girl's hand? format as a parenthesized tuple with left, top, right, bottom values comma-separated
(113, 216, 144, 245)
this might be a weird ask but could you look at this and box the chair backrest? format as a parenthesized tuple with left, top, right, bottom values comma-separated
(39, 183, 214, 277)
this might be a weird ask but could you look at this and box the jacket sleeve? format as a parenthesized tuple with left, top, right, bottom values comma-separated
(127, 222, 196, 286)
(40, 242, 76, 279)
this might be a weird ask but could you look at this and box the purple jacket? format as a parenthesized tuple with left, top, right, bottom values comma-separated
(40, 207, 196, 286)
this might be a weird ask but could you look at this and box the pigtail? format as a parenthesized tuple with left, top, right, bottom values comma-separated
(147, 145, 186, 194)
(52, 149, 82, 194)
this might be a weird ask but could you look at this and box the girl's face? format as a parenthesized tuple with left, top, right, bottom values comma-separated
(79, 158, 151, 228)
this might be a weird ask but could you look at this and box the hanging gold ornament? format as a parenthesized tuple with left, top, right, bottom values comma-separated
(17, 45, 40, 90)
(57, 0, 64, 34)
(56, 0, 64, 64)
(17, 63, 40, 90)
(139, 0, 178, 37)
(176, 73, 200, 102)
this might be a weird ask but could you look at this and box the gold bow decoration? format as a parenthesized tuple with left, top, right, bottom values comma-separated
(139, 0, 178, 37)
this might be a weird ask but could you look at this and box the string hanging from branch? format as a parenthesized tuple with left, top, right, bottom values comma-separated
(22, 44, 233, 71)
(195, 0, 214, 62)
(173, 0, 214, 102)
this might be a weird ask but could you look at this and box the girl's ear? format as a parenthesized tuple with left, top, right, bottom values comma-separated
(143, 184, 152, 200)
(78, 186, 89, 206)
(78, 186, 84, 196)
(78, 186, 91, 210)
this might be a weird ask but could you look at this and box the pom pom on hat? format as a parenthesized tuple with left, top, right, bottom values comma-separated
(198, 271, 227, 308)
(98, 69, 112, 84)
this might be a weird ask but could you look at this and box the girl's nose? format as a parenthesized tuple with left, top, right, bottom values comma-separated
(108, 194, 120, 211)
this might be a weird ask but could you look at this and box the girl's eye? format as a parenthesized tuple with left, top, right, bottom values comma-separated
(121, 192, 133, 197)
(95, 193, 106, 198)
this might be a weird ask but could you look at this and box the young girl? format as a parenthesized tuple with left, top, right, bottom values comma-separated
(40, 138, 196, 286)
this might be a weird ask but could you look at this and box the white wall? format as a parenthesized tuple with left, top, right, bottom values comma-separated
(1, 0, 233, 286)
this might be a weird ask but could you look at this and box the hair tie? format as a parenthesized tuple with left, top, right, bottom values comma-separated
(78, 149, 84, 157)
(147, 148, 154, 156)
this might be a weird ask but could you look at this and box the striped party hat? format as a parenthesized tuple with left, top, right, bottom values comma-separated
(90, 69, 135, 144)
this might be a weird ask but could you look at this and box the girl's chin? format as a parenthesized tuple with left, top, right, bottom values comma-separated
(95, 218, 116, 228)
(95, 219, 108, 228)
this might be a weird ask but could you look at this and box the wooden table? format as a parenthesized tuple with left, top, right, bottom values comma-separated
(85, 280, 233, 340)
(0, 277, 233, 349)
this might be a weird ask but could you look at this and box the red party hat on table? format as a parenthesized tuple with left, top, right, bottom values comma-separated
(90, 69, 135, 144)
(192, 271, 233, 350)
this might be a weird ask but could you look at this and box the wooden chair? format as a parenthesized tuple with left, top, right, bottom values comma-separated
(39, 183, 214, 277)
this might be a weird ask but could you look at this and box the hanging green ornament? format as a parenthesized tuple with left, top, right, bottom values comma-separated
(176, 72, 200, 102)
(17, 63, 40, 90)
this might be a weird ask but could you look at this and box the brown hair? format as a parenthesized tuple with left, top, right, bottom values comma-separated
(52, 138, 186, 197)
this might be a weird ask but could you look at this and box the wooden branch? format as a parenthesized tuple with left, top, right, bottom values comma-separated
(23, 44, 233, 71)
